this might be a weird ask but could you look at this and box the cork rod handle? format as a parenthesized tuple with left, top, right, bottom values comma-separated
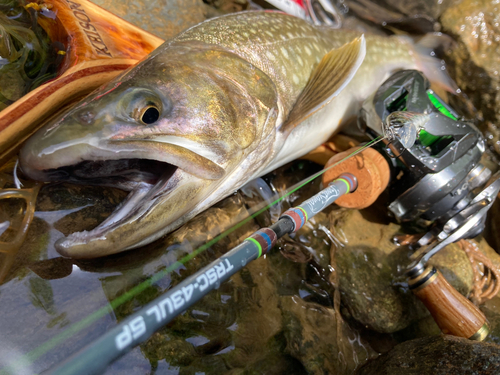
(409, 266, 489, 340)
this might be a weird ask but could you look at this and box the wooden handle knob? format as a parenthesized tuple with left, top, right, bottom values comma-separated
(408, 266, 489, 340)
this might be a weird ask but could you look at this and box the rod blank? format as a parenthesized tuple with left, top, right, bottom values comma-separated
(46, 173, 357, 375)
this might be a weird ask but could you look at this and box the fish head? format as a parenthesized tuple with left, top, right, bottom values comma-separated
(19, 41, 278, 258)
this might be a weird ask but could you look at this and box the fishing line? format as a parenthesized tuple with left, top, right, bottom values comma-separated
(0, 135, 385, 374)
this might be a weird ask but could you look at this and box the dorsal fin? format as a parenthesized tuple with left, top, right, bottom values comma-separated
(281, 35, 366, 135)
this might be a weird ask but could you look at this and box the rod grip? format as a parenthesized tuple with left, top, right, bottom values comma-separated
(408, 266, 489, 340)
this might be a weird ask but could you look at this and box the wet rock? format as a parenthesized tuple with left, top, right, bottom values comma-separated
(472, 237, 500, 346)
(356, 335, 500, 375)
(220, 255, 283, 370)
(104, 192, 286, 372)
(244, 347, 308, 375)
(1, 183, 126, 283)
(135, 241, 286, 373)
(35, 183, 128, 236)
(440, 0, 500, 156)
(480, 295, 500, 346)
(281, 296, 377, 375)
(330, 207, 475, 333)
(1, 159, 343, 374)
(0, 217, 50, 283)
(384, 0, 456, 20)
(345, 0, 440, 33)
(485, 198, 500, 253)
(393, 315, 441, 342)
(90, 0, 207, 40)
(476, 236, 500, 268)
(280, 212, 333, 268)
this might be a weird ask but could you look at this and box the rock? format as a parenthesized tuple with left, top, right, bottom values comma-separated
(90, 0, 207, 40)
(344, 0, 457, 34)
(485, 198, 500, 255)
(220, 255, 283, 370)
(471, 237, 500, 346)
(481, 295, 500, 346)
(36, 183, 127, 237)
(441, 0, 500, 157)
(393, 315, 442, 342)
(380, 0, 457, 21)
(330, 207, 475, 333)
(281, 296, 377, 375)
(104, 191, 287, 372)
(356, 335, 500, 375)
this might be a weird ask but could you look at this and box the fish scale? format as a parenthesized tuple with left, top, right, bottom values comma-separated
(173, 12, 414, 114)
(174, 12, 335, 113)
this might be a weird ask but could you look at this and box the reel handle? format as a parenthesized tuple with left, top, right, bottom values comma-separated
(408, 266, 489, 340)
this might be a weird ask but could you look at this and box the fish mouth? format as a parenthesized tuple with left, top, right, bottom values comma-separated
(20, 138, 226, 258)
(47, 158, 178, 192)
(42, 158, 180, 253)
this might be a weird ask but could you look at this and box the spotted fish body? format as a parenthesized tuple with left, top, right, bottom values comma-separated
(20, 12, 426, 258)
(174, 13, 413, 115)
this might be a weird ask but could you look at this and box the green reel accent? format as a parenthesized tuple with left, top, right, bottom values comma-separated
(384, 88, 457, 148)
(427, 91, 457, 121)
(418, 91, 456, 147)
(419, 129, 441, 147)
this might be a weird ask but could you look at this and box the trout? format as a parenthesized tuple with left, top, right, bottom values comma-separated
(19, 11, 449, 258)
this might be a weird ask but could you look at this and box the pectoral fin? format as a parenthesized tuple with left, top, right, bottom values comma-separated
(281, 35, 366, 134)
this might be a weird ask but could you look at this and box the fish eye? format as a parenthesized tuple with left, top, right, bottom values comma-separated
(140, 105, 160, 124)
(120, 88, 164, 124)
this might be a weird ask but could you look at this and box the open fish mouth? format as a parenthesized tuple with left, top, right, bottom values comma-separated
(38, 157, 182, 248)
(20, 136, 223, 258)
(17, 100, 231, 258)
(46, 158, 178, 191)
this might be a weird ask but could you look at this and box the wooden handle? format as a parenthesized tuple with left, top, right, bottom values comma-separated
(408, 266, 489, 340)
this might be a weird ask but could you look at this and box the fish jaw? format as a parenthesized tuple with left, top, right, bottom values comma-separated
(19, 125, 226, 183)
(54, 169, 212, 258)
(19, 126, 232, 258)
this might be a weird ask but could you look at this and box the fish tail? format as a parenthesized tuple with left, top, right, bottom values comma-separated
(405, 33, 459, 94)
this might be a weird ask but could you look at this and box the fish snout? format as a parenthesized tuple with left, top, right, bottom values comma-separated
(19, 116, 105, 181)
(19, 141, 55, 181)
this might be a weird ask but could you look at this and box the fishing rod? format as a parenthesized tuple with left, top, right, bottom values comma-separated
(0, 137, 382, 375)
(46, 172, 359, 375)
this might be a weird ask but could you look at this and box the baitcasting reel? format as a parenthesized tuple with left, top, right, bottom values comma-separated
(359, 69, 499, 244)
(358, 69, 500, 340)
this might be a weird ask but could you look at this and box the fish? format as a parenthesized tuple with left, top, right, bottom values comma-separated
(19, 11, 450, 259)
